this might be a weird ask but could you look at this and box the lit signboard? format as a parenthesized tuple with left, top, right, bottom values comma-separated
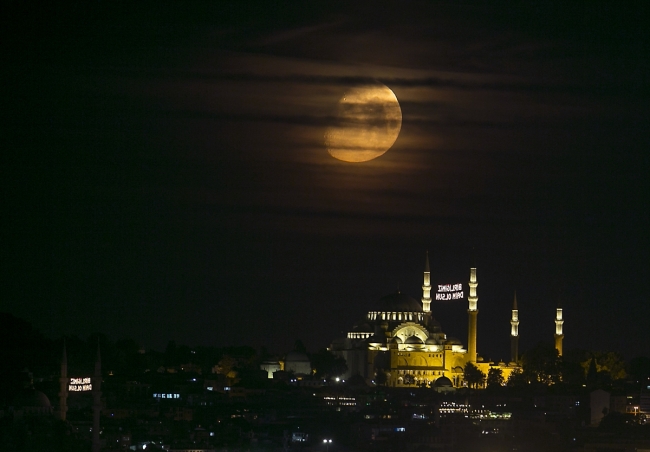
(436, 283, 464, 301)
(69, 377, 92, 392)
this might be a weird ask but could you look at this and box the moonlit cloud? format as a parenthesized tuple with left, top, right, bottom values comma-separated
(4, 1, 648, 358)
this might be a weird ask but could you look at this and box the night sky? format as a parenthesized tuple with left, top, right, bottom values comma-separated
(3, 1, 649, 361)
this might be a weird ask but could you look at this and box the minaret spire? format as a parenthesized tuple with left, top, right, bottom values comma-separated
(59, 339, 68, 421)
(510, 291, 519, 363)
(467, 267, 478, 363)
(554, 301, 564, 357)
(92, 340, 102, 452)
(422, 251, 432, 313)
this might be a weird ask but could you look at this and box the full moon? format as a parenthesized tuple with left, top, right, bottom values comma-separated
(325, 83, 402, 163)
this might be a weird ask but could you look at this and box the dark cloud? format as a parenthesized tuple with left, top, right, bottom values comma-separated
(3, 0, 649, 359)
(68, 65, 642, 96)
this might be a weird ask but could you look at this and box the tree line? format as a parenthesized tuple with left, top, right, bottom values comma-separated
(462, 341, 650, 390)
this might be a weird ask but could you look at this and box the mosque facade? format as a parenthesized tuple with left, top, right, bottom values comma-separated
(331, 253, 521, 388)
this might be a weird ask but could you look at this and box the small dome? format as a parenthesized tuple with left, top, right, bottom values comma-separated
(391, 336, 403, 344)
(353, 322, 373, 332)
(405, 336, 424, 345)
(446, 337, 463, 345)
(376, 292, 422, 312)
(14, 389, 51, 408)
(285, 351, 309, 362)
(425, 336, 438, 345)
(434, 376, 453, 387)
(425, 318, 442, 332)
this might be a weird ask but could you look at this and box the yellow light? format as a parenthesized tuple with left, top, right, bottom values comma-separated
(325, 84, 402, 163)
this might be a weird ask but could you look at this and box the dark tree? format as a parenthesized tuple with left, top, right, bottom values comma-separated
(599, 412, 635, 431)
(558, 349, 589, 386)
(346, 374, 367, 387)
(586, 356, 598, 386)
(216, 355, 237, 380)
(375, 371, 388, 386)
(294, 339, 308, 354)
(584, 351, 627, 382)
(310, 348, 347, 379)
(486, 367, 504, 389)
(464, 362, 486, 389)
(164, 340, 177, 367)
(506, 367, 526, 388)
(521, 342, 561, 385)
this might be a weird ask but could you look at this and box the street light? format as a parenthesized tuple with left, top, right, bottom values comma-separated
(323, 438, 332, 452)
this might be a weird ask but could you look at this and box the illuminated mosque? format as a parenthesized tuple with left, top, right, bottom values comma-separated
(331, 253, 564, 388)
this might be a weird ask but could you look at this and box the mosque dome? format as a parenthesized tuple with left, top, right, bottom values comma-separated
(13, 389, 52, 410)
(426, 318, 443, 332)
(391, 336, 403, 344)
(284, 351, 311, 376)
(376, 292, 422, 312)
(425, 336, 439, 345)
(285, 351, 310, 363)
(405, 335, 424, 345)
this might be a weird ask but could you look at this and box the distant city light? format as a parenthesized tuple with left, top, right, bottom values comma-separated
(153, 393, 180, 399)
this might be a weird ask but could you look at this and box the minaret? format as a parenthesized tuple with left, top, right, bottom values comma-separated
(510, 291, 519, 363)
(467, 267, 478, 363)
(92, 342, 102, 452)
(422, 251, 432, 313)
(59, 340, 68, 421)
(554, 303, 564, 357)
